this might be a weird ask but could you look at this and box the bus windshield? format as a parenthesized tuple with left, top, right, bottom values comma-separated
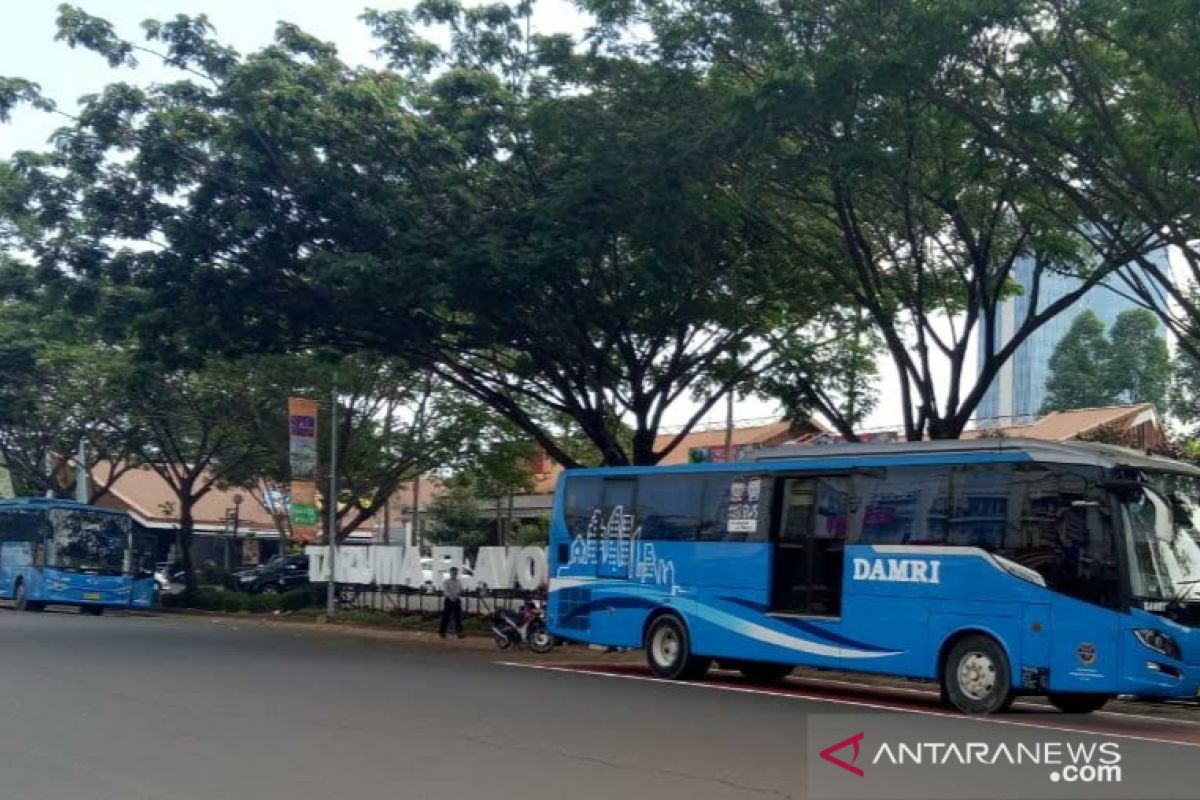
(45, 509, 130, 575)
(1122, 480, 1200, 604)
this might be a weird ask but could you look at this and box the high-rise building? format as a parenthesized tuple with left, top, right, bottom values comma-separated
(974, 252, 1169, 427)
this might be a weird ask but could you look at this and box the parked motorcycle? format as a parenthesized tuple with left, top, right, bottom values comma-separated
(492, 598, 555, 654)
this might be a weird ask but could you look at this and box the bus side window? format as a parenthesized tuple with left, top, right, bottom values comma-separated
(635, 474, 702, 541)
(698, 474, 770, 542)
(564, 477, 603, 540)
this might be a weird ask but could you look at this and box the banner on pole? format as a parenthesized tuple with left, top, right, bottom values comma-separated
(290, 480, 319, 543)
(288, 397, 320, 542)
(288, 397, 319, 479)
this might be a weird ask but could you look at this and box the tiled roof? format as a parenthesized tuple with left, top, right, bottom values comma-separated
(963, 403, 1159, 442)
(91, 463, 280, 533)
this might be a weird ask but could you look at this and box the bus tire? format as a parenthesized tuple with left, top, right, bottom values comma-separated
(732, 661, 793, 684)
(943, 634, 1012, 714)
(1047, 693, 1109, 714)
(645, 614, 710, 680)
(82, 606, 104, 616)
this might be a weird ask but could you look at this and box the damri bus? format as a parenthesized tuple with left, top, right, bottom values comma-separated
(0, 498, 157, 614)
(546, 439, 1200, 714)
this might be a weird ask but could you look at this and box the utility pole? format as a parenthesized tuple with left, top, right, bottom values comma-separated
(411, 476, 421, 549)
(325, 373, 339, 618)
(75, 437, 88, 503)
(723, 390, 735, 461)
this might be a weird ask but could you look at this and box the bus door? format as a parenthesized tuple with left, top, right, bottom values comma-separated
(597, 479, 636, 579)
(771, 477, 845, 617)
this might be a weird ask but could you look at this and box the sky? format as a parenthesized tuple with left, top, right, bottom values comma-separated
(0, 1, 951, 434)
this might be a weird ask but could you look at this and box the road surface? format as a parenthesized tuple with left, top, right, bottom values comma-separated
(1, 608, 1199, 800)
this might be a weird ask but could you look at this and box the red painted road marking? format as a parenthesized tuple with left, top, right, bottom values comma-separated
(499, 661, 1200, 749)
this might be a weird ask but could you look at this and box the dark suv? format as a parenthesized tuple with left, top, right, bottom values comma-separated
(236, 554, 310, 595)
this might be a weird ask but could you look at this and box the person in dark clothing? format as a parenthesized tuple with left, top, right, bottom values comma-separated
(439, 566, 465, 639)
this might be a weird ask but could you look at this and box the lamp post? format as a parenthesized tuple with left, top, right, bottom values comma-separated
(223, 494, 243, 572)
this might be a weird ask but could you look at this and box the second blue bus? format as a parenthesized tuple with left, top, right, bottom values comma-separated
(0, 498, 157, 614)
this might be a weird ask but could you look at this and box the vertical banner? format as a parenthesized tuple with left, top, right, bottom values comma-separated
(288, 397, 320, 544)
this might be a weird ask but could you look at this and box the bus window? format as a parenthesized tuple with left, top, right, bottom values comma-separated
(1002, 466, 1119, 608)
(853, 467, 951, 544)
(635, 474, 701, 541)
(697, 474, 770, 542)
(564, 477, 603, 540)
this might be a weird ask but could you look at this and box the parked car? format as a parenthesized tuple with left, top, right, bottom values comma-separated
(421, 557, 482, 593)
(236, 554, 310, 595)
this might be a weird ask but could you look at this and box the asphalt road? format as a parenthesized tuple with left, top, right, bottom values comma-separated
(2, 609, 1200, 800)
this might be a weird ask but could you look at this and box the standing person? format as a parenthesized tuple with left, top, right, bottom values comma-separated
(439, 566, 465, 639)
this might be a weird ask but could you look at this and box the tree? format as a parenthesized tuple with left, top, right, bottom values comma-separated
(425, 475, 486, 550)
(1106, 310, 1171, 409)
(0, 5, 832, 467)
(0, 264, 140, 500)
(582, 0, 1139, 440)
(124, 360, 280, 591)
(1041, 312, 1114, 413)
(1170, 347, 1200, 429)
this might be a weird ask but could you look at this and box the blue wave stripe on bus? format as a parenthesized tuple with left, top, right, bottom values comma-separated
(688, 600, 901, 659)
(558, 595, 660, 624)
(550, 583, 901, 659)
(719, 597, 899, 652)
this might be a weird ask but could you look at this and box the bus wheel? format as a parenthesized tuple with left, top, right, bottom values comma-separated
(81, 606, 104, 616)
(1048, 693, 1109, 714)
(646, 615, 710, 680)
(731, 661, 793, 684)
(944, 635, 1012, 714)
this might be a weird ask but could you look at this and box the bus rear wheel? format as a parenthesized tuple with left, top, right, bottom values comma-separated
(943, 635, 1012, 714)
(81, 606, 104, 616)
(1048, 693, 1109, 714)
(646, 615, 710, 680)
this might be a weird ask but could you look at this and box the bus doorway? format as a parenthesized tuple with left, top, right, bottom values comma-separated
(771, 477, 846, 617)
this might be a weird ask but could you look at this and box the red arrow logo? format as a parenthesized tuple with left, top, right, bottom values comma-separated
(819, 732, 865, 777)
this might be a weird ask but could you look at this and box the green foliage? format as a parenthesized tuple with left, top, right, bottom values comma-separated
(1042, 309, 1171, 414)
(425, 474, 486, 549)
(1042, 312, 1115, 414)
(1107, 310, 1171, 409)
(1171, 349, 1200, 428)
(509, 516, 549, 546)
(279, 588, 317, 612)
(1, 4, 825, 466)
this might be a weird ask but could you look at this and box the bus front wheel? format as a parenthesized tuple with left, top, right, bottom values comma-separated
(1048, 693, 1109, 714)
(646, 615, 710, 680)
(943, 635, 1012, 714)
(11, 580, 41, 612)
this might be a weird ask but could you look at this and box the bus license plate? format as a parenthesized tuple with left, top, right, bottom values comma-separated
(84, 593, 102, 601)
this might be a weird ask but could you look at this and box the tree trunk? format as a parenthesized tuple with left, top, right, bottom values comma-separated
(178, 503, 197, 593)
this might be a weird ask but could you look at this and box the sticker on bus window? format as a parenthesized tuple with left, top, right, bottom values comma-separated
(727, 518, 757, 534)
(747, 477, 761, 502)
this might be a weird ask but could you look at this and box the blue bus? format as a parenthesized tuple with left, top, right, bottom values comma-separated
(547, 439, 1200, 714)
(0, 498, 158, 614)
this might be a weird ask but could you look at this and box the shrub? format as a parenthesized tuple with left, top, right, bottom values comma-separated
(279, 589, 317, 612)
(244, 593, 282, 614)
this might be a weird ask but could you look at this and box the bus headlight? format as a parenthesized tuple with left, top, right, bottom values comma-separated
(1134, 629, 1182, 660)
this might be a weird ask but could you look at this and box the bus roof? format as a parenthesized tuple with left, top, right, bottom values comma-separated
(560, 437, 1200, 479)
(0, 498, 127, 513)
(747, 438, 1200, 476)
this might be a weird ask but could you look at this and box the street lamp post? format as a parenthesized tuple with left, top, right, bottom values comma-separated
(222, 495, 243, 572)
